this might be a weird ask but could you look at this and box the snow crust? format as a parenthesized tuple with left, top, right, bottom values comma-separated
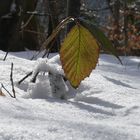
(0, 50, 140, 140)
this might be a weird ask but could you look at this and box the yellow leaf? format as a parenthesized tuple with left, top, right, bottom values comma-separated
(60, 24, 99, 88)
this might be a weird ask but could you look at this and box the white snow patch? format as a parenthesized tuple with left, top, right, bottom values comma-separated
(0, 51, 140, 140)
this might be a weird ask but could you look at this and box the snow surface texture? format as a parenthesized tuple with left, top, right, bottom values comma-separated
(0, 50, 140, 140)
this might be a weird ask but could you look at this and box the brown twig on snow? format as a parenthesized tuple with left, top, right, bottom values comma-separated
(10, 63, 16, 98)
(1, 83, 13, 98)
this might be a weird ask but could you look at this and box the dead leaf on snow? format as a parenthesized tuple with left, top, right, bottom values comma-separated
(0, 90, 5, 96)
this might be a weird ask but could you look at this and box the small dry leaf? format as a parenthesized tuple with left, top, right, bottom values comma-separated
(0, 90, 5, 96)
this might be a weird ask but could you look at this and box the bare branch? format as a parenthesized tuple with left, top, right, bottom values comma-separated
(18, 71, 33, 85)
(20, 14, 34, 30)
(3, 52, 9, 61)
(20, 29, 46, 36)
(10, 63, 16, 98)
(25, 11, 50, 16)
(30, 72, 39, 83)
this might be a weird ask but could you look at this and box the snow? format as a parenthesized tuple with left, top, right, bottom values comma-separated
(0, 50, 140, 140)
(32, 57, 64, 78)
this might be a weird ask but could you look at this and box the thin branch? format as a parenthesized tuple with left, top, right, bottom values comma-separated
(18, 71, 33, 85)
(20, 11, 50, 30)
(42, 48, 51, 58)
(18, 71, 38, 85)
(42, 40, 54, 58)
(3, 51, 9, 61)
(20, 14, 34, 30)
(30, 51, 42, 60)
(10, 63, 16, 98)
(30, 72, 39, 83)
(20, 29, 46, 36)
(24, 11, 50, 16)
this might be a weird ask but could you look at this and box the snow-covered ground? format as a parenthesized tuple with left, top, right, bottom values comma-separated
(0, 50, 140, 140)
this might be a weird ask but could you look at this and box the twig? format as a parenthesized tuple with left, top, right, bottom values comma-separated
(30, 72, 39, 83)
(1, 83, 13, 98)
(20, 14, 34, 30)
(24, 11, 50, 16)
(42, 36, 57, 58)
(3, 51, 9, 61)
(20, 29, 46, 36)
(30, 51, 42, 60)
(18, 71, 33, 85)
(10, 63, 16, 98)
(18, 71, 38, 85)
(42, 48, 50, 58)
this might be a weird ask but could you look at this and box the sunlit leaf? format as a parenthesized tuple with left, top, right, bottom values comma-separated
(80, 18, 122, 64)
(60, 24, 99, 88)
